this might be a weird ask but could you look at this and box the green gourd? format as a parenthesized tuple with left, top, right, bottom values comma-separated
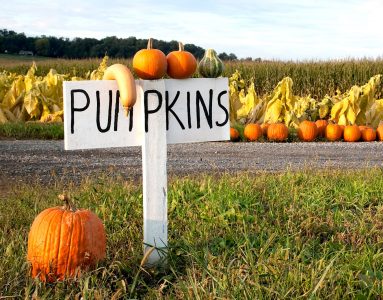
(198, 49, 224, 78)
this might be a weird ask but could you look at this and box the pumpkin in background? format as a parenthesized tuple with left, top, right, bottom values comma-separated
(198, 49, 224, 78)
(361, 127, 376, 142)
(377, 124, 383, 141)
(315, 119, 328, 137)
(267, 123, 288, 142)
(260, 123, 269, 137)
(359, 125, 369, 133)
(230, 127, 240, 141)
(133, 38, 167, 80)
(166, 42, 197, 79)
(325, 123, 343, 141)
(27, 195, 106, 282)
(297, 120, 317, 142)
(244, 123, 263, 141)
(343, 125, 361, 142)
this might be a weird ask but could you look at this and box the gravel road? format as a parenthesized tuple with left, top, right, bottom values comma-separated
(1, 140, 383, 190)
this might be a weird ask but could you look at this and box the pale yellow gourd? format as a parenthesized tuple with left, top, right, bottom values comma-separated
(103, 64, 137, 115)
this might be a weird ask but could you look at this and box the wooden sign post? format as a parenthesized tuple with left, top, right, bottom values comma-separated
(63, 78, 229, 265)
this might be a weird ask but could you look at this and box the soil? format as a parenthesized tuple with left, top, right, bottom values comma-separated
(1, 140, 383, 192)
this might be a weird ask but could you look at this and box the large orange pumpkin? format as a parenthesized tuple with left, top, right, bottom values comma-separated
(267, 123, 288, 142)
(315, 119, 328, 137)
(166, 42, 197, 79)
(325, 123, 343, 141)
(244, 123, 262, 141)
(361, 127, 376, 142)
(133, 38, 167, 80)
(343, 125, 361, 142)
(297, 120, 317, 142)
(27, 195, 106, 282)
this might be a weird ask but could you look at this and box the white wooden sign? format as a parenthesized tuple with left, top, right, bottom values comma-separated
(63, 78, 229, 265)
(64, 78, 229, 149)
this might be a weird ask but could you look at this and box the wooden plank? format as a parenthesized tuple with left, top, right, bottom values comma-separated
(63, 78, 229, 150)
(140, 79, 168, 265)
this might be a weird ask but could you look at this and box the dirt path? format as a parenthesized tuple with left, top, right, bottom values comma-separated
(1, 140, 383, 190)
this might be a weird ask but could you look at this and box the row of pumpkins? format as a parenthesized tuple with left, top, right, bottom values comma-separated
(231, 120, 383, 142)
(26, 40, 225, 282)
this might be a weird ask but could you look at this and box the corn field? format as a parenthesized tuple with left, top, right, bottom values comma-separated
(0, 55, 382, 126)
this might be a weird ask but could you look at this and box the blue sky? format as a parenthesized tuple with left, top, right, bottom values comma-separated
(1, 0, 382, 60)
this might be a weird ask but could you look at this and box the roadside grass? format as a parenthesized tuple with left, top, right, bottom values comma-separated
(2, 169, 383, 298)
(0, 122, 63, 139)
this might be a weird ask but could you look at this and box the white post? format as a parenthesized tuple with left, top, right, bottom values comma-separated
(140, 79, 168, 265)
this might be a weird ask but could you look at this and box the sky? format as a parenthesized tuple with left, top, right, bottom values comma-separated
(1, 0, 383, 60)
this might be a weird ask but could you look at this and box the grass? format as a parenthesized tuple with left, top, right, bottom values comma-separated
(2, 169, 383, 298)
(0, 122, 63, 139)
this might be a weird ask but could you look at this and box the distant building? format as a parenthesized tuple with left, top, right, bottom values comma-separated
(19, 50, 34, 56)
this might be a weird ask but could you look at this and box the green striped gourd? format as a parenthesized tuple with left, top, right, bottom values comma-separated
(198, 49, 224, 78)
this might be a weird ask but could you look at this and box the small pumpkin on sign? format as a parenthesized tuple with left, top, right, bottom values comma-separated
(133, 38, 167, 80)
(166, 42, 197, 79)
(198, 49, 224, 78)
(27, 194, 106, 282)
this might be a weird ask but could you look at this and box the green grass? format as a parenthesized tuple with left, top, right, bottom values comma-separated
(2, 169, 383, 299)
(0, 122, 63, 139)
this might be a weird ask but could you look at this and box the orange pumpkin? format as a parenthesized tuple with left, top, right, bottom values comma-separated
(359, 125, 369, 133)
(27, 195, 106, 282)
(230, 127, 240, 141)
(267, 123, 288, 142)
(297, 120, 317, 142)
(343, 125, 361, 142)
(361, 127, 376, 142)
(315, 119, 328, 137)
(376, 124, 383, 141)
(325, 123, 343, 141)
(244, 123, 263, 141)
(260, 123, 269, 137)
(166, 42, 197, 79)
(133, 38, 167, 80)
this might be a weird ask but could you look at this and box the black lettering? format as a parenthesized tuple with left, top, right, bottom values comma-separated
(215, 90, 229, 127)
(96, 90, 113, 133)
(129, 107, 134, 132)
(71, 89, 90, 134)
(144, 90, 162, 132)
(114, 90, 120, 131)
(165, 91, 185, 130)
(187, 91, 192, 129)
(196, 89, 213, 129)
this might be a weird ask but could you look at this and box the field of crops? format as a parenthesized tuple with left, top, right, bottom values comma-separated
(1, 54, 383, 133)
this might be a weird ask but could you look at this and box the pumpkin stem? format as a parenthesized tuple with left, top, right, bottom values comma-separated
(59, 194, 78, 212)
(147, 38, 153, 50)
(178, 42, 184, 52)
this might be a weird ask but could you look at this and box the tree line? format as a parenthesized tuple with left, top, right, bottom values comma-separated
(0, 29, 238, 60)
